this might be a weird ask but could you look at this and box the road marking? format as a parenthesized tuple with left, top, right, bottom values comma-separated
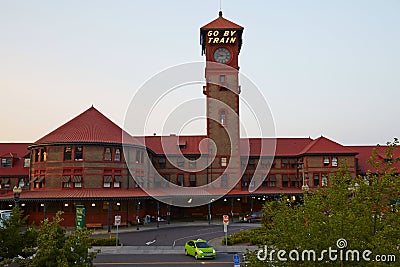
(145, 239, 156, 245)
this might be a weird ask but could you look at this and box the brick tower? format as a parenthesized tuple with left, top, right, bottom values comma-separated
(200, 11, 244, 188)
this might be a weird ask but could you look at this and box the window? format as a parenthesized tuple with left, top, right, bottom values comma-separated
(332, 157, 338, 167)
(323, 156, 330, 167)
(219, 75, 226, 84)
(114, 176, 121, 188)
(281, 159, 289, 169)
(221, 157, 227, 167)
(40, 148, 47, 162)
(313, 174, 320, 187)
(282, 175, 289, 187)
(0, 178, 10, 189)
(62, 175, 71, 188)
(241, 175, 248, 189)
(162, 174, 170, 187)
(136, 150, 144, 164)
(219, 110, 226, 125)
(248, 159, 255, 169)
(189, 158, 196, 169)
(322, 174, 328, 187)
(289, 159, 296, 169)
(74, 146, 83, 160)
(24, 158, 30, 168)
(35, 170, 46, 189)
(104, 148, 112, 161)
(159, 157, 166, 168)
(241, 159, 247, 169)
(1, 158, 12, 168)
(290, 174, 300, 188)
(34, 149, 39, 162)
(64, 147, 72, 161)
(221, 174, 228, 188)
(114, 148, 121, 162)
(177, 157, 184, 168)
(189, 174, 196, 187)
(103, 175, 112, 188)
(177, 174, 184, 186)
(269, 175, 276, 187)
(72, 175, 82, 188)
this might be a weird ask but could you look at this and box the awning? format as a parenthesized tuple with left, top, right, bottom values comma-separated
(37, 177, 45, 182)
(62, 175, 71, 182)
(30, 177, 38, 183)
(1, 178, 10, 184)
(104, 175, 113, 183)
(72, 175, 82, 182)
(114, 176, 122, 182)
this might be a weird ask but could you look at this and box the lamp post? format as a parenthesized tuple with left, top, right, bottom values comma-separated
(13, 186, 22, 206)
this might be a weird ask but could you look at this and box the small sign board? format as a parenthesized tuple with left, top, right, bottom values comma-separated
(223, 214, 229, 224)
(76, 205, 85, 229)
(114, 215, 121, 226)
(233, 254, 240, 267)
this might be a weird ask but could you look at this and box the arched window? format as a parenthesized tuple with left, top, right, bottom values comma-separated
(219, 110, 226, 125)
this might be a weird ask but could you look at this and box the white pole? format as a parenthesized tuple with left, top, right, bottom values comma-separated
(116, 224, 119, 246)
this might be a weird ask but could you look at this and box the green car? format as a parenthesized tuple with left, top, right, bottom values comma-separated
(184, 239, 216, 260)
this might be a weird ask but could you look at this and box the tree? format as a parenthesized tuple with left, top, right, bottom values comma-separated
(246, 140, 400, 266)
(0, 206, 37, 261)
(17, 211, 97, 267)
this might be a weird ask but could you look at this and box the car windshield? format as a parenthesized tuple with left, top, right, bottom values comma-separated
(196, 242, 211, 248)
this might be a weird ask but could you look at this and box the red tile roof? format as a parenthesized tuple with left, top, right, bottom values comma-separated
(0, 143, 30, 177)
(144, 135, 208, 155)
(241, 138, 314, 157)
(350, 145, 400, 174)
(33, 106, 138, 146)
(201, 12, 243, 29)
(299, 136, 358, 155)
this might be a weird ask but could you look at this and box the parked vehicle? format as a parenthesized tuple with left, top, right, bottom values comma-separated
(184, 239, 216, 260)
(0, 210, 12, 227)
(243, 211, 262, 223)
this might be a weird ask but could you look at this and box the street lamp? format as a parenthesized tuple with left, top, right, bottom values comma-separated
(13, 186, 22, 206)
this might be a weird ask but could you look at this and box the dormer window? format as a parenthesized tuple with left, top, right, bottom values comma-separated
(323, 156, 330, 166)
(1, 158, 12, 168)
(114, 148, 121, 162)
(64, 147, 72, 161)
(104, 147, 112, 161)
(332, 157, 338, 167)
(74, 146, 83, 161)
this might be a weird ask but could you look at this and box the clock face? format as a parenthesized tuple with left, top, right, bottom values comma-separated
(213, 47, 231, 64)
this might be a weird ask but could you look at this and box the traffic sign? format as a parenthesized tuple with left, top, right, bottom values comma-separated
(233, 254, 240, 267)
(223, 223, 228, 233)
(223, 214, 229, 224)
(115, 215, 121, 226)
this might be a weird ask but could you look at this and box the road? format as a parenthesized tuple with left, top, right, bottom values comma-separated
(114, 223, 256, 246)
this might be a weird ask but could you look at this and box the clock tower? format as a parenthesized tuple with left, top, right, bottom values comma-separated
(200, 11, 244, 189)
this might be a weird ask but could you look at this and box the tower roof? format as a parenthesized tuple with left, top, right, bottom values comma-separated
(33, 106, 134, 145)
(201, 11, 243, 30)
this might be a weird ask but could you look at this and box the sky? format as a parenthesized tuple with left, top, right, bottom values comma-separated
(1, 0, 399, 145)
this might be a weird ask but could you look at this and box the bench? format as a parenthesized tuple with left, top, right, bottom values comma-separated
(86, 223, 103, 229)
